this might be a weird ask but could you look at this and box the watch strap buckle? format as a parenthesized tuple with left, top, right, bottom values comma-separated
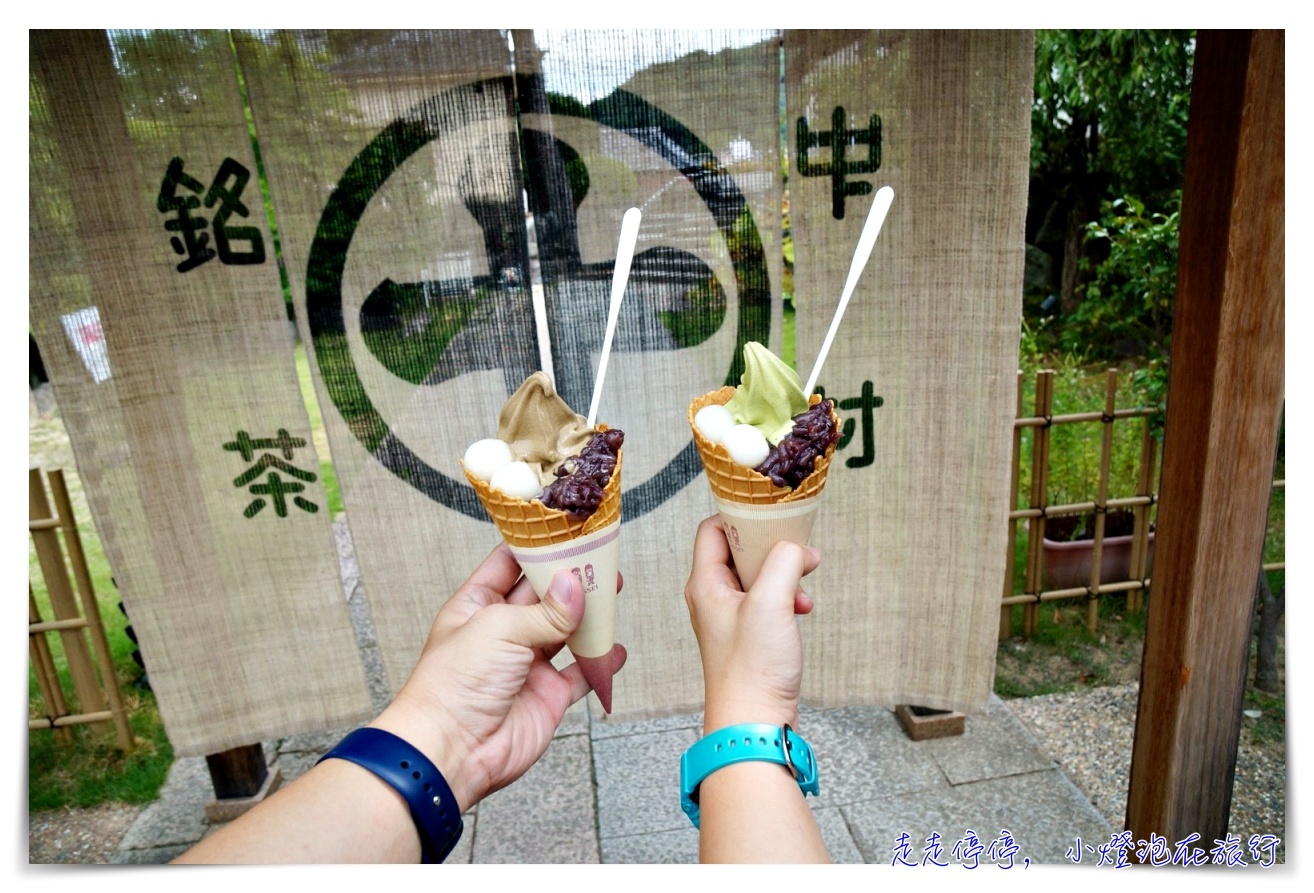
(679, 721, 820, 828)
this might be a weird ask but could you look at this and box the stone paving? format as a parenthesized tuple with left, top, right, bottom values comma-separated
(113, 693, 1111, 864)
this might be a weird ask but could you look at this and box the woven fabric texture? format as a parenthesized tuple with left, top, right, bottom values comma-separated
(787, 30, 1032, 711)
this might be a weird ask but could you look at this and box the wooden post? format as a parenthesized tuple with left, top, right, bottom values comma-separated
(1023, 370, 1053, 637)
(204, 744, 283, 823)
(29, 584, 71, 743)
(49, 470, 134, 750)
(1126, 30, 1284, 847)
(1000, 371, 1024, 640)
(1086, 370, 1117, 635)
(29, 468, 106, 718)
(1128, 422, 1158, 615)
(206, 745, 270, 799)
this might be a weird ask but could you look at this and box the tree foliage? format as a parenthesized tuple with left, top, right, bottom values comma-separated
(1032, 30, 1193, 202)
(1077, 193, 1180, 354)
(1027, 30, 1194, 363)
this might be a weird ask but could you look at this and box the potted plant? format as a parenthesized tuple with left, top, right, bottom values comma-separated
(1042, 509, 1154, 591)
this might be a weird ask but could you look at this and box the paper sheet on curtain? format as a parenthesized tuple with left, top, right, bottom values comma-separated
(28, 30, 372, 757)
(785, 31, 1032, 712)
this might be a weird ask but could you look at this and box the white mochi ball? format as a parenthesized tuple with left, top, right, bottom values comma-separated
(723, 424, 770, 469)
(463, 438, 514, 482)
(694, 404, 736, 444)
(489, 461, 542, 501)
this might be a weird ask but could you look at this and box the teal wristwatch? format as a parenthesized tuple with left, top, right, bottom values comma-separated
(680, 723, 819, 828)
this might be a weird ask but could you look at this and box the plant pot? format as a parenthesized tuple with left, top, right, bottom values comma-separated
(1043, 528, 1155, 592)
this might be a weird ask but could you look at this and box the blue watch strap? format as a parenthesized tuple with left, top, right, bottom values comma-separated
(318, 727, 463, 863)
(680, 723, 819, 828)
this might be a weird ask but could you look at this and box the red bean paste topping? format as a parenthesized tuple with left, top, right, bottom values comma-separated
(540, 429, 625, 517)
(755, 401, 839, 489)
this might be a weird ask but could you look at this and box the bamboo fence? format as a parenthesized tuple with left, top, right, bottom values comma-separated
(999, 370, 1285, 640)
(1000, 369, 1160, 638)
(28, 467, 134, 750)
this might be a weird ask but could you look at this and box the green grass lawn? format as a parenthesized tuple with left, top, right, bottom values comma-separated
(294, 340, 343, 518)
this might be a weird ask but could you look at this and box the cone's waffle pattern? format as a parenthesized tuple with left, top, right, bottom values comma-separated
(688, 387, 839, 504)
(462, 430, 623, 548)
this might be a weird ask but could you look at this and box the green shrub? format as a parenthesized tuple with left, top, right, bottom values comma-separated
(1071, 192, 1181, 360)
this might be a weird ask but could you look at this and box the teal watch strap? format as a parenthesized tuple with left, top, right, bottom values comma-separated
(680, 723, 819, 828)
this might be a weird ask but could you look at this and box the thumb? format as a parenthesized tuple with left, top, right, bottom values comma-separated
(498, 569, 585, 651)
(747, 541, 820, 610)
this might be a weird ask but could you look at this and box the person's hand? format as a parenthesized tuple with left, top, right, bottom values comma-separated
(371, 543, 626, 812)
(684, 515, 820, 732)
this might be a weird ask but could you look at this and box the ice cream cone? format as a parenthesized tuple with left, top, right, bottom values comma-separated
(461, 441, 623, 712)
(688, 388, 839, 588)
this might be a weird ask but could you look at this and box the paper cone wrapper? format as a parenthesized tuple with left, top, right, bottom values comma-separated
(503, 520, 620, 713)
(502, 520, 620, 660)
(461, 441, 623, 710)
(712, 495, 821, 590)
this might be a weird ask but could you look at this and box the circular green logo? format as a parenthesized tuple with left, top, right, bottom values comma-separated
(306, 76, 770, 520)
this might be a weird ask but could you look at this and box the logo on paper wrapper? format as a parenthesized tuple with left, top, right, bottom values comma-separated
(572, 563, 598, 595)
(509, 522, 620, 658)
(726, 524, 742, 551)
(713, 497, 822, 590)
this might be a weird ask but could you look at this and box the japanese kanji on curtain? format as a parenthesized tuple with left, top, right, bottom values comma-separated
(29, 29, 373, 757)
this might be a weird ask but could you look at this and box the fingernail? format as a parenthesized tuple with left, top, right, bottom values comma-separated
(548, 572, 578, 609)
(807, 546, 821, 562)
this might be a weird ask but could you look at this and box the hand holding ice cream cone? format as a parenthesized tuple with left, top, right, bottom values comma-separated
(684, 515, 820, 729)
(376, 544, 628, 813)
(688, 342, 841, 589)
(461, 372, 625, 712)
(178, 544, 628, 864)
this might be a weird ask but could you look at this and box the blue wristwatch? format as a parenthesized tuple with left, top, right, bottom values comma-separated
(680, 723, 819, 828)
(318, 727, 463, 863)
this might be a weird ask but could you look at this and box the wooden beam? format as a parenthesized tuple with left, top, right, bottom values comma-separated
(1126, 30, 1284, 846)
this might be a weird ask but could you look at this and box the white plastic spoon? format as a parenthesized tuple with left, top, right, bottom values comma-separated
(803, 186, 895, 397)
(587, 207, 642, 427)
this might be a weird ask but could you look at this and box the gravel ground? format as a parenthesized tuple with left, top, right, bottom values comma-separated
(1010, 682, 1287, 864)
(28, 804, 143, 864)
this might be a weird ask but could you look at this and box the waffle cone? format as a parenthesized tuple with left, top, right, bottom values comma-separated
(688, 387, 839, 504)
(461, 430, 623, 548)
